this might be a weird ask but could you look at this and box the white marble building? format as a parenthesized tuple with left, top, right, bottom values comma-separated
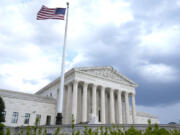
(0, 66, 159, 126)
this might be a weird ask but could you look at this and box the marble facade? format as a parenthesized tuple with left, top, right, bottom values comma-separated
(0, 66, 159, 126)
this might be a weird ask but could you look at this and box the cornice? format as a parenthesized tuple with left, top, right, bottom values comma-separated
(35, 68, 75, 94)
(0, 89, 56, 104)
(136, 111, 158, 119)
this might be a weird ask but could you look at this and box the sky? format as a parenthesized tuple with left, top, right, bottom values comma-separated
(0, 0, 180, 124)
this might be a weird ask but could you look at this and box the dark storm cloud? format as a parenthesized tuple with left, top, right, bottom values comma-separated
(74, 21, 142, 73)
(71, 0, 180, 107)
(136, 80, 180, 106)
(129, 0, 180, 27)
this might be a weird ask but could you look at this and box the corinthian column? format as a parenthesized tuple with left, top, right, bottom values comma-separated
(92, 84, 97, 115)
(101, 86, 105, 123)
(132, 93, 136, 124)
(82, 82, 88, 122)
(110, 89, 115, 123)
(117, 90, 123, 124)
(125, 92, 130, 124)
(72, 80, 78, 123)
(66, 83, 72, 123)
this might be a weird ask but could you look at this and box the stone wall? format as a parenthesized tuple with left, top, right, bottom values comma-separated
(0, 89, 57, 127)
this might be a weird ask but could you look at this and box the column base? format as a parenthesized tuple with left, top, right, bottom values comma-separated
(56, 113, 63, 125)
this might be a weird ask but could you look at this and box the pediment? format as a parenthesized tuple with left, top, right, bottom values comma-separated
(75, 66, 137, 86)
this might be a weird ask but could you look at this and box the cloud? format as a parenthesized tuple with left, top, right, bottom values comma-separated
(0, 0, 180, 123)
(138, 64, 178, 83)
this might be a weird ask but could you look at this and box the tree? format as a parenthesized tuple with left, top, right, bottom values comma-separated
(0, 96, 5, 123)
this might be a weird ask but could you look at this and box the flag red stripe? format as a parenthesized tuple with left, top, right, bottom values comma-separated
(37, 16, 64, 20)
(37, 15, 64, 19)
(41, 6, 56, 10)
(37, 13, 64, 18)
(40, 8, 56, 12)
(37, 14, 64, 19)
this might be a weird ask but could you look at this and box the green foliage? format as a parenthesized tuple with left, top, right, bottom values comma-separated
(18, 128, 24, 135)
(72, 114, 75, 135)
(75, 130, 80, 135)
(43, 128, 47, 135)
(125, 126, 142, 135)
(5, 128, 10, 135)
(100, 126, 104, 135)
(26, 126, 32, 135)
(54, 127, 60, 135)
(83, 126, 88, 135)
(35, 117, 39, 127)
(0, 97, 5, 123)
(38, 127, 42, 135)
(0, 123, 4, 135)
(1, 118, 180, 135)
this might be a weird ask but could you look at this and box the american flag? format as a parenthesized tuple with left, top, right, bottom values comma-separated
(37, 5, 66, 20)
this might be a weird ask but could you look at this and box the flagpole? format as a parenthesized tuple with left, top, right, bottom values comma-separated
(56, 2, 69, 125)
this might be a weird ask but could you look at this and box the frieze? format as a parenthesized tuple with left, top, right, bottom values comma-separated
(77, 68, 136, 86)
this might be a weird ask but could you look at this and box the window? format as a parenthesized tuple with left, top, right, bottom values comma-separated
(24, 113, 30, 124)
(36, 114, 41, 125)
(46, 115, 51, 125)
(11, 112, 18, 123)
(2, 111, 6, 120)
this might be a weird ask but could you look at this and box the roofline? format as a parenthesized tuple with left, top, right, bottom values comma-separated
(0, 89, 56, 104)
(35, 66, 138, 94)
(35, 68, 75, 94)
(75, 66, 138, 87)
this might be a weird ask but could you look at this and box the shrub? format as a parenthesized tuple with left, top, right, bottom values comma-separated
(6, 128, 10, 135)
(125, 126, 142, 135)
(0, 97, 5, 123)
(0, 123, 5, 135)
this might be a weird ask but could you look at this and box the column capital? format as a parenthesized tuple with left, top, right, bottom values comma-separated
(67, 83, 72, 88)
(132, 92, 136, 96)
(110, 89, 114, 93)
(73, 80, 78, 84)
(83, 82, 88, 86)
(125, 91, 129, 96)
(109, 88, 115, 92)
(118, 90, 122, 94)
(92, 84, 97, 88)
(101, 87, 105, 92)
(100, 85, 105, 89)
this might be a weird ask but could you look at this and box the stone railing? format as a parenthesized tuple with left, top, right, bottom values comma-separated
(5, 124, 180, 135)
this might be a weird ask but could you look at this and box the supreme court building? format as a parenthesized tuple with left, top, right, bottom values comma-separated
(0, 66, 159, 126)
